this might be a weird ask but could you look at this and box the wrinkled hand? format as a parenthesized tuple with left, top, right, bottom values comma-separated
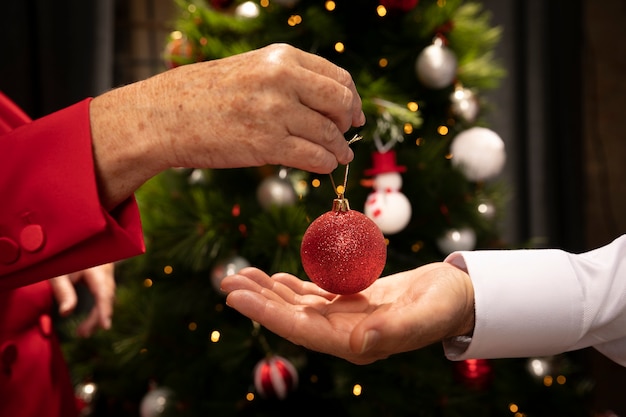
(91, 43, 365, 209)
(48, 263, 116, 337)
(221, 263, 475, 365)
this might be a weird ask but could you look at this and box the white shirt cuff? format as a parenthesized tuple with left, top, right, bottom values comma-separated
(443, 248, 584, 360)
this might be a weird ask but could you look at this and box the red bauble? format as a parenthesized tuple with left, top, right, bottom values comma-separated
(301, 198, 387, 294)
(163, 38, 196, 69)
(254, 355, 298, 400)
(380, 0, 419, 12)
(454, 359, 493, 390)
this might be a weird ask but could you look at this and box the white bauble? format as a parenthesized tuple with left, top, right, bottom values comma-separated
(415, 41, 457, 89)
(257, 175, 297, 210)
(364, 190, 412, 235)
(450, 127, 506, 181)
(436, 228, 476, 254)
(235, 1, 260, 18)
(372, 172, 403, 191)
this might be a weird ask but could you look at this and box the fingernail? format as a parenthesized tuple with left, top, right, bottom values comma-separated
(359, 111, 366, 126)
(360, 330, 379, 353)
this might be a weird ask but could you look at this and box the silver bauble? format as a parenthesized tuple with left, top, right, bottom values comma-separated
(211, 255, 251, 294)
(140, 387, 176, 417)
(436, 227, 476, 254)
(257, 175, 297, 210)
(415, 40, 458, 89)
(450, 86, 479, 123)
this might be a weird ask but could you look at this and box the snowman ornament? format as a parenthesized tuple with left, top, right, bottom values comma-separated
(363, 151, 412, 235)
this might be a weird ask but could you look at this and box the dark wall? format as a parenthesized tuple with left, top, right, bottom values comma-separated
(0, 0, 112, 118)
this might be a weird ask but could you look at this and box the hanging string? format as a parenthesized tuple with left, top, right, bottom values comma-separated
(329, 134, 362, 198)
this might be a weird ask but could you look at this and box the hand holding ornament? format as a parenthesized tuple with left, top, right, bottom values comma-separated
(89, 43, 365, 210)
(221, 262, 475, 365)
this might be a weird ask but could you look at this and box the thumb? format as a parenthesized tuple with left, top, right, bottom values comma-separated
(49, 275, 78, 317)
(349, 303, 394, 355)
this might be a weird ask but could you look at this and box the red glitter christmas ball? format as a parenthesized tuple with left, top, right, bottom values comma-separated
(301, 199, 387, 294)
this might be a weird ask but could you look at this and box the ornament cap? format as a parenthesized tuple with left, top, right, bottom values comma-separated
(332, 198, 350, 212)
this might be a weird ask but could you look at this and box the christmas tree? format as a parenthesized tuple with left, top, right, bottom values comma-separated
(64, 1, 593, 416)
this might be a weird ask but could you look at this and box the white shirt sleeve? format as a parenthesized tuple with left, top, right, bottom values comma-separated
(442, 235, 626, 366)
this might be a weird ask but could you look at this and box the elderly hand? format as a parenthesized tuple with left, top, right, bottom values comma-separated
(48, 263, 116, 337)
(221, 263, 475, 365)
(91, 43, 365, 210)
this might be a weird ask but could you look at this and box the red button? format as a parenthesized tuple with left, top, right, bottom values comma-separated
(0, 237, 20, 264)
(39, 314, 53, 337)
(20, 224, 45, 252)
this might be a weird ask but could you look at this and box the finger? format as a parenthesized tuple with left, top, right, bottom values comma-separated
(280, 104, 354, 170)
(225, 290, 298, 341)
(49, 275, 78, 317)
(349, 298, 441, 358)
(221, 272, 293, 306)
(291, 49, 365, 127)
(76, 308, 101, 338)
(271, 273, 337, 301)
(81, 266, 116, 330)
(226, 289, 351, 357)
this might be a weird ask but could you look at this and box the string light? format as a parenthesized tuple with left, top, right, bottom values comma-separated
(143, 278, 153, 287)
(378, 57, 388, 67)
(311, 178, 321, 188)
(411, 241, 424, 252)
(187, 4, 196, 13)
(246, 392, 255, 401)
(437, 125, 449, 135)
(509, 403, 519, 413)
(163, 265, 173, 274)
(325, 1, 336, 11)
(260, 0, 269, 7)
(407, 101, 419, 112)
(376, 5, 387, 16)
(403, 123, 413, 134)
(188, 322, 197, 331)
(334, 42, 345, 53)
(287, 15, 302, 26)
(210, 330, 221, 342)
(352, 384, 362, 396)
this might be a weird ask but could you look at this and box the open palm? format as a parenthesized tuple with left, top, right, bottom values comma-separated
(221, 263, 473, 364)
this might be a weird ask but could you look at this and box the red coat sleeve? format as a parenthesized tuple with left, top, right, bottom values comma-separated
(0, 94, 145, 290)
